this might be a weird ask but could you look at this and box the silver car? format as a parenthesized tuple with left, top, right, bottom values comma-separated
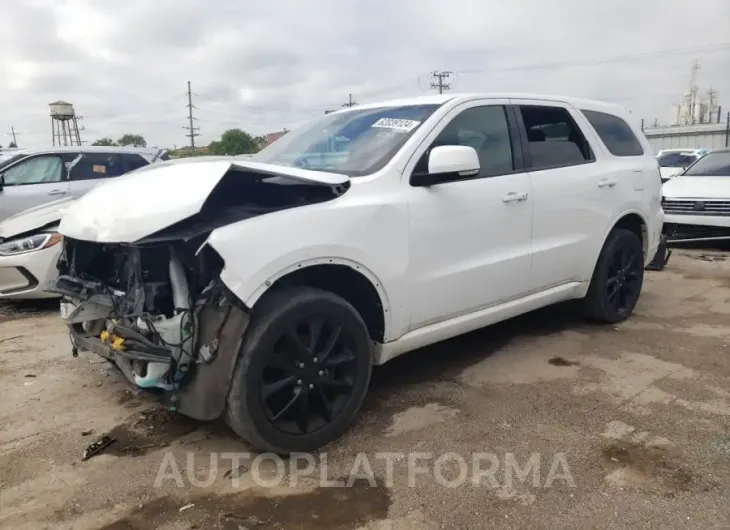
(0, 146, 168, 222)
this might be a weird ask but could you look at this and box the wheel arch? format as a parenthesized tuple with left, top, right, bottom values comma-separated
(608, 210, 648, 256)
(245, 259, 390, 344)
(585, 210, 648, 289)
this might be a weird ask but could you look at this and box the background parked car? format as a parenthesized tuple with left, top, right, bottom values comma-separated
(656, 148, 711, 182)
(662, 148, 730, 243)
(0, 197, 74, 299)
(0, 146, 168, 221)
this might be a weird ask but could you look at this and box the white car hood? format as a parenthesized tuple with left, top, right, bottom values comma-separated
(0, 197, 76, 241)
(662, 175, 730, 199)
(59, 160, 349, 243)
(660, 167, 684, 180)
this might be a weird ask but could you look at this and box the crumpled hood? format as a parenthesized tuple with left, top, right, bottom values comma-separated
(59, 160, 349, 243)
(0, 197, 76, 241)
(662, 175, 730, 200)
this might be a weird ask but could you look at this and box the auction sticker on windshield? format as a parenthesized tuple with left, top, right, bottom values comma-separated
(371, 118, 421, 132)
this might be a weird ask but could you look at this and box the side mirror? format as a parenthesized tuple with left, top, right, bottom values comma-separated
(411, 145, 480, 187)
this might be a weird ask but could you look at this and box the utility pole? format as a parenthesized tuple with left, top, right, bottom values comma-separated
(184, 81, 200, 152)
(430, 71, 452, 94)
(342, 94, 357, 108)
(7, 126, 20, 147)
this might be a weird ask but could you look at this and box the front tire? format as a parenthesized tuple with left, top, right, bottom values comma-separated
(582, 228, 644, 323)
(225, 287, 372, 454)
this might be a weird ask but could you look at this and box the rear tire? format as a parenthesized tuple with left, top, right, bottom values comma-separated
(225, 287, 372, 454)
(582, 228, 644, 323)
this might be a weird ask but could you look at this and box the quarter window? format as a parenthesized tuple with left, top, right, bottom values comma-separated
(582, 110, 644, 157)
(414, 105, 514, 178)
(122, 154, 150, 172)
(1, 155, 64, 185)
(519, 105, 593, 170)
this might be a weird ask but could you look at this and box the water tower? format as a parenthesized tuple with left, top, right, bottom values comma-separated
(49, 100, 82, 146)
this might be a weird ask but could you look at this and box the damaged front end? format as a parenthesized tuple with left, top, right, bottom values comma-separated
(49, 237, 250, 420)
(49, 162, 350, 420)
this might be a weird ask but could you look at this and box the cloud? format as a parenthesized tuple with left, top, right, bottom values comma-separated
(1, 0, 729, 149)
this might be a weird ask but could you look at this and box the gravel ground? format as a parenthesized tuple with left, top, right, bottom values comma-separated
(2, 250, 730, 529)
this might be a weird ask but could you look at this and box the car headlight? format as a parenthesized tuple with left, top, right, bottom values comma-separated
(0, 232, 63, 256)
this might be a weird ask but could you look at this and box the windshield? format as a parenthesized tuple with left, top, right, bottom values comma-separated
(683, 151, 730, 176)
(253, 104, 441, 176)
(657, 152, 697, 168)
(0, 153, 26, 171)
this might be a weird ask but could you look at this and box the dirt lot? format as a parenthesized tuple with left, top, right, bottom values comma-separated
(2, 250, 730, 529)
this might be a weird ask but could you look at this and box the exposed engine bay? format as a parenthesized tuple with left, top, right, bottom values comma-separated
(47, 166, 350, 420)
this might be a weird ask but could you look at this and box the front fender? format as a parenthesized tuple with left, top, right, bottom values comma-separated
(206, 200, 410, 341)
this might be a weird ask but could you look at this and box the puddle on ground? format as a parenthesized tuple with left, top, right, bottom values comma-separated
(99, 478, 390, 529)
(103, 408, 201, 457)
(600, 442, 710, 495)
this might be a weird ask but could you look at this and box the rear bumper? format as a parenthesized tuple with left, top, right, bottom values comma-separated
(0, 245, 62, 299)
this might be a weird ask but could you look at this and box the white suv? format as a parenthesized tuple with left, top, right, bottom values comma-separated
(50, 94, 663, 453)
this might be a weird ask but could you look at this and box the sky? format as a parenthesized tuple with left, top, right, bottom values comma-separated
(1, 0, 729, 150)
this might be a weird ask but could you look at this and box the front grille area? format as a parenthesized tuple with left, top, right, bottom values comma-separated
(663, 199, 730, 216)
(663, 223, 730, 241)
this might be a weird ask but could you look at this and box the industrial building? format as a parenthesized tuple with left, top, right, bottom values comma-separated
(641, 61, 730, 153)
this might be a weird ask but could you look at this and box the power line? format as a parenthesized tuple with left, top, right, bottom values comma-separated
(430, 71, 452, 94)
(184, 81, 200, 151)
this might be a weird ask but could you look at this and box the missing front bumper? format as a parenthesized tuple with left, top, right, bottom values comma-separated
(67, 299, 250, 421)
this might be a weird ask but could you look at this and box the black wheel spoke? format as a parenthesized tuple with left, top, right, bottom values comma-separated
(622, 250, 636, 270)
(320, 326, 342, 362)
(324, 348, 356, 367)
(322, 379, 354, 394)
(262, 376, 296, 399)
(272, 390, 303, 422)
(267, 354, 297, 375)
(308, 320, 323, 352)
(317, 385, 333, 423)
(285, 330, 310, 358)
(296, 392, 311, 434)
(607, 274, 620, 286)
(617, 285, 627, 310)
(608, 285, 620, 303)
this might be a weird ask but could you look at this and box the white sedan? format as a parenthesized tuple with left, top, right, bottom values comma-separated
(656, 148, 710, 182)
(0, 198, 74, 299)
(662, 148, 730, 242)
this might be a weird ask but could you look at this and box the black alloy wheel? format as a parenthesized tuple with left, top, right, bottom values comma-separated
(583, 228, 645, 323)
(226, 287, 372, 454)
(605, 242, 643, 314)
(261, 318, 358, 435)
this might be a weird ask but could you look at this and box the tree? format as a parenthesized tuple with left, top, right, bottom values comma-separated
(8, 141, 16, 148)
(92, 137, 116, 146)
(117, 134, 147, 148)
(208, 129, 258, 156)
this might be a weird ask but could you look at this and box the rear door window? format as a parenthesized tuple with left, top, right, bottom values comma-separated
(518, 105, 594, 170)
(581, 110, 644, 157)
(69, 153, 124, 180)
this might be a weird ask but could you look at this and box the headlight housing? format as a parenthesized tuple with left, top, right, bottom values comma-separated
(0, 232, 63, 256)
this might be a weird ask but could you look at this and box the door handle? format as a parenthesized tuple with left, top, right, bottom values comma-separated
(598, 179, 617, 188)
(48, 189, 67, 196)
(502, 191, 528, 203)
